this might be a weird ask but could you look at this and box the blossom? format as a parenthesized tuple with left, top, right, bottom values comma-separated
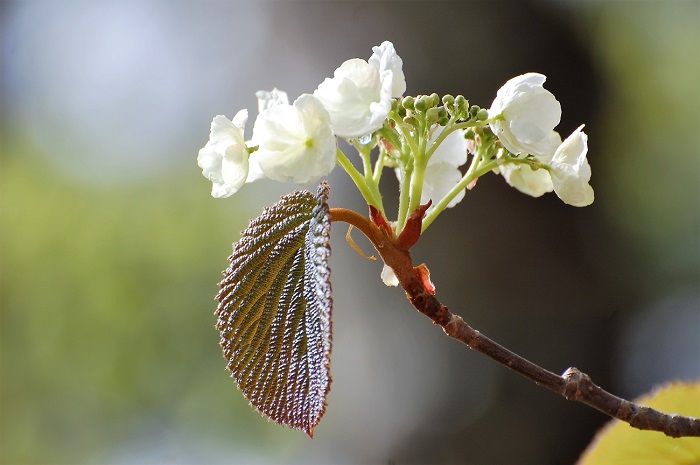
(252, 94, 337, 184)
(246, 88, 292, 183)
(381, 264, 399, 287)
(549, 125, 594, 206)
(497, 162, 554, 198)
(314, 41, 405, 138)
(197, 110, 250, 198)
(368, 41, 406, 98)
(256, 88, 289, 113)
(488, 73, 561, 159)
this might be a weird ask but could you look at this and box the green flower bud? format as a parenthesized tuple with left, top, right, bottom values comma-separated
(477, 108, 488, 121)
(454, 95, 467, 112)
(437, 116, 450, 126)
(442, 94, 455, 106)
(426, 107, 440, 124)
(429, 93, 440, 107)
(414, 97, 427, 112)
(402, 96, 415, 110)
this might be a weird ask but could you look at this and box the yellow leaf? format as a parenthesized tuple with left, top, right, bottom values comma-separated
(577, 381, 700, 465)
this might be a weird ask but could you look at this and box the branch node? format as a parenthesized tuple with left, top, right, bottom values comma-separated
(562, 367, 588, 401)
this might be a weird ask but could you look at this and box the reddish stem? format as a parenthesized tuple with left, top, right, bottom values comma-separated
(329, 207, 700, 438)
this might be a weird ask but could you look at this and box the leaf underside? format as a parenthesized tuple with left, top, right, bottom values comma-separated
(215, 182, 332, 437)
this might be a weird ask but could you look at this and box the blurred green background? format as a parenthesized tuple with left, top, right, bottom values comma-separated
(1, 1, 698, 464)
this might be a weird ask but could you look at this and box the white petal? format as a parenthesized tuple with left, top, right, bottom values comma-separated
(381, 264, 399, 287)
(550, 126, 594, 206)
(314, 59, 387, 138)
(428, 126, 468, 167)
(255, 88, 289, 113)
(505, 88, 560, 143)
(489, 73, 547, 116)
(220, 143, 249, 192)
(314, 43, 400, 139)
(198, 113, 249, 198)
(422, 163, 465, 208)
(245, 151, 265, 183)
(210, 180, 236, 198)
(488, 73, 561, 157)
(253, 94, 337, 184)
(368, 41, 406, 98)
(499, 163, 554, 198)
(209, 114, 244, 148)
(527, 130, 562, 163)
(197, 143, 223, 181)
(231, 109, 248, 132)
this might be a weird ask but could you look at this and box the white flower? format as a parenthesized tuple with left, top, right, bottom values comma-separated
(496, 131, 561, 198)
(549, 125, 594, 206)
(255, 88, 289, 113)
(197, 110, 250, 198)
(368, 41, 406, 98)
(314, 41, 405, 139)
(246, 88, 291, 184)
(252, 94, 337, 184)
(497, 162, 554, 198)
(381, 264, 399, 287)
(488, 73, 562, 159)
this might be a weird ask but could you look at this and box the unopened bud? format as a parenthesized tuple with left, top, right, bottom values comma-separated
(454, 95, 467, 112)
(429, 93, 440, 107)
(426, 107, 440, 124)
(469, 105, 480, 118)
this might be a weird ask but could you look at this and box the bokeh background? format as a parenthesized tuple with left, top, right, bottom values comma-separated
(1, 1, 698, 464)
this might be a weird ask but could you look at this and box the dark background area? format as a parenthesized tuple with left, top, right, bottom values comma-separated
(2, 1, 698, 464)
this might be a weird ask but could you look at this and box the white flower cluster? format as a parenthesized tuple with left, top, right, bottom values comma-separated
(488, 73, 594, 207)
(197, 41, 593, 210)
(197, 41, 405, 198)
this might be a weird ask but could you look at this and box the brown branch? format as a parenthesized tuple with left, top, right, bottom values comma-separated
(329, 207, 700, 438)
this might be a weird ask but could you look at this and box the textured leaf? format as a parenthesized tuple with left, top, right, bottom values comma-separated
(215, 182, 332, 437)
(577, 381, 700, 465)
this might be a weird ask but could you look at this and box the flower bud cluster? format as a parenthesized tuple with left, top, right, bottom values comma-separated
(395, 93, 471, 128)
(197, 41, 404, 198)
